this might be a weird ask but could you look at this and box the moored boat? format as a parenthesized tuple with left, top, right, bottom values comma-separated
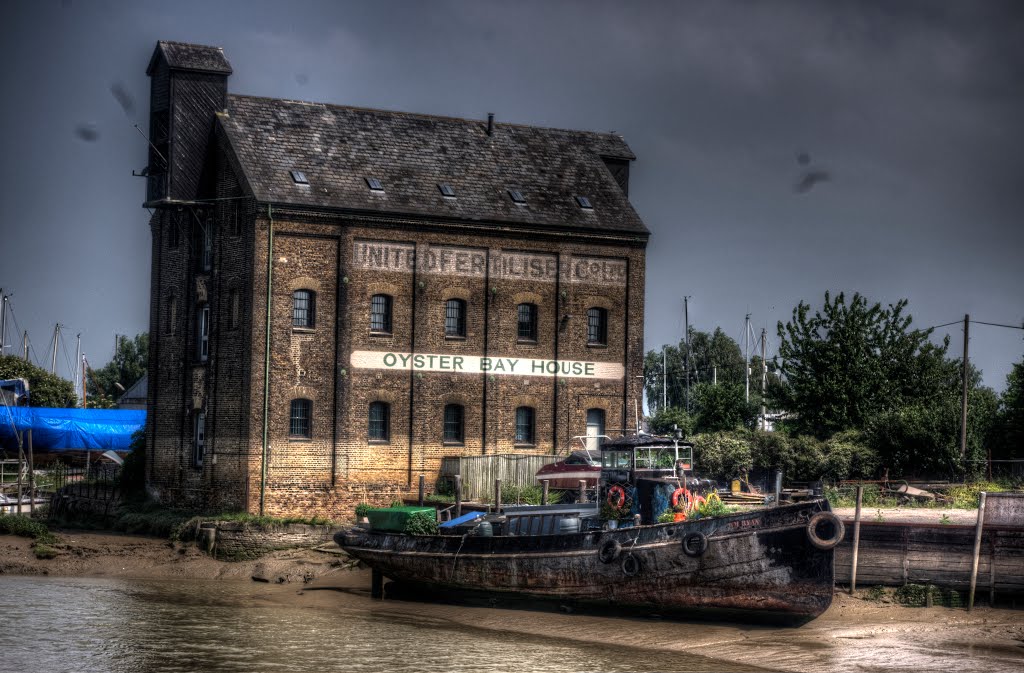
(336, 435, 843, 624)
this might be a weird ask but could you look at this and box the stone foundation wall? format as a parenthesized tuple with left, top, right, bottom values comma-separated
(195, 520, 343, 560)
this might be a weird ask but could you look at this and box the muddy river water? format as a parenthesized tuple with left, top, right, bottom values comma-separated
(1, 575, 1021, 672)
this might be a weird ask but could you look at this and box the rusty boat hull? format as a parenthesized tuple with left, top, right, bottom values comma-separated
(336, 499, 836, 624)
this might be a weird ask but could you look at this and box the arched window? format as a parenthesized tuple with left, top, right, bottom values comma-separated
(368, 401, 390, 442)
(585, 408, 606, 452)
(515, 406, 535, 445)
(293, 290, 315, 328)
(586, 307, 608, 346)
(229, 289, 240, 330)
(443, 404, 464, 443)
(517, 303, 537, 342)
(370, 294, 392, 334)
(289, 399, 312, 438)
(445, 299, 466, 338)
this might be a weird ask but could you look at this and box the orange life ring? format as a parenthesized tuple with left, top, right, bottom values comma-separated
(691, 495, 706, 511)
(671, 487, 691, 509)
(607, 485, 627, 509)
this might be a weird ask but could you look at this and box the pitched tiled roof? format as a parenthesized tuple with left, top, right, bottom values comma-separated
(147, 41, 232, 75)
(218, 95, 648, 237)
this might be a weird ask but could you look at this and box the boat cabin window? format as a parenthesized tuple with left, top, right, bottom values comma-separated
(601, 450, 631, 470)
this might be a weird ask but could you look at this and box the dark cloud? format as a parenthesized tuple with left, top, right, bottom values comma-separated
(0, 0, 1021, 393)
(74, 123, 99, 141)
(110, 82, 136, 117)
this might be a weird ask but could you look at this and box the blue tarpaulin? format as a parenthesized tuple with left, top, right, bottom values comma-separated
(0, 407, 145, 452)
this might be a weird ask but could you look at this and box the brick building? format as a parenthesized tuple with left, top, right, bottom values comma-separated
(142, 41, 650, 517)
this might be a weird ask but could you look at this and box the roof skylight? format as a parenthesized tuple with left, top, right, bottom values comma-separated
(439, 183, 456, 198)
(365, 177, 384, 192)
(290, 170, 309, 185)
(508, 189, 526, 204)
(575, 195, 593, 209)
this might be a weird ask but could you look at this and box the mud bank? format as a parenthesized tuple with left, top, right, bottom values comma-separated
(0, 529, 347, 584)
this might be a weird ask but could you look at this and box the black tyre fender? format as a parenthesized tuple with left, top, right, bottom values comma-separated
(621, 553, 641, 577)
(598, 538, 621, 564)
(806, 511, 845, 550)
(681, 531, 709, 558)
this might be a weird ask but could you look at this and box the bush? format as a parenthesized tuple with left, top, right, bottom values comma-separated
(789, 434, 827, 481)
(822, 430, 878, 480)
(403, 511, 438, 535)
(354, 503, 372, 519)
(750, 431, 794, 474)
(691, 431, 752, 480)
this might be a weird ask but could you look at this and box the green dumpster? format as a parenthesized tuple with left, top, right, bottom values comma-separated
(365, 506, 434, 532)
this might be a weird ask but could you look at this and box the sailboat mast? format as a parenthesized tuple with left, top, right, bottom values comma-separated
(51, 323, 60, 374)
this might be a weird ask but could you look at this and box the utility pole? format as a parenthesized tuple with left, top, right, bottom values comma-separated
(684, 296, 691, 413)
(50, 323, 60, 375)
(74, 334, 82, 397)
(744, 313, 751, 403)
(662, 346, 667, 411)
(961, 314, 969, 459)
(760, 328, 767, 431)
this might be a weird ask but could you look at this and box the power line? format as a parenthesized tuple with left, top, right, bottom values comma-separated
(972, 320, 1024, 331)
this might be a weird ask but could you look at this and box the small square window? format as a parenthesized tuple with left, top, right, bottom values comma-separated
(290, 170, 309, 185)
(508, 189, 526, 204)
(366, 177, 384, 191)
(439, 183, 456, 197)
(575, 195, 593, 209)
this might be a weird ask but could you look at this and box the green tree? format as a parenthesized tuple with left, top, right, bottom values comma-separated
(644, 327, 752, 413)
(0, 354, 77, 408)
(991, 357, 1024, 463)
(86, 333, 148, 407)
(775, 292, 950, 438)
(647, 407, 694, 436)
(692, 382, 757, 433)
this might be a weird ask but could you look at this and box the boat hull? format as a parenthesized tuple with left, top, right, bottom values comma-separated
(337, 499, 836, 623)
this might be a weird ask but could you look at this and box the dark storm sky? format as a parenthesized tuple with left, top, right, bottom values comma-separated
(1, 0, 1022, 399)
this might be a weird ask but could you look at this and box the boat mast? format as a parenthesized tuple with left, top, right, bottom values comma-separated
(50, 323, 61, 374)
(684, 296, 691, 413)
(760, 327, 767, 430)
(0, 289, 7, 354)
(744, 313, 750, 403)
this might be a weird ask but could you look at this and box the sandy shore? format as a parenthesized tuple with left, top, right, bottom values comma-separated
(832, 506, 979, 525)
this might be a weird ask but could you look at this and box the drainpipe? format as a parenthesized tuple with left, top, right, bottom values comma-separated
(259, 204, 274, 515)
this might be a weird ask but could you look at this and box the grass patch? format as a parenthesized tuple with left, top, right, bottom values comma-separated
(864, 585, 886, 601)
(894, 583, 964, 608)
(0, 513, 57, 544)
(1, 513, 60, 559)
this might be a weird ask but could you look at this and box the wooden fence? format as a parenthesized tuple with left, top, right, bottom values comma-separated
(440, 454, 560, 501)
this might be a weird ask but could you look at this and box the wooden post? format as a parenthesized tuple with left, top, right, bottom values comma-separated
(541, 479, 549, 506)
(578, 479, 587, 505)
(16, 431, 24, 516)
(850, 484, 863, 593)
(773, 469, 782, 507)
(371, 568, 384, 599)
(494, 478, 502, 514)
(968, 491, 987, 611)
(417, 474, 425, 506)
(454, 475, 462, 518)
(27, 429, 34, 514)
